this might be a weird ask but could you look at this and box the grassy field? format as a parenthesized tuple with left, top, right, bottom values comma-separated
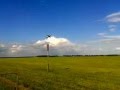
(0, 56, 120, 90)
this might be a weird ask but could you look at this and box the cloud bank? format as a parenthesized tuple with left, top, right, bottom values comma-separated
(0, 36, 120, 57)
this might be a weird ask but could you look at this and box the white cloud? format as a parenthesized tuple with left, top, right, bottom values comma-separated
(1, 36, 120, 56)
(106, 12, 120, 23)
(35, 36, 73, 47)
(116, 47, 120, 50)
(108, 25, 117, 32)
(103, 35, 120, 39)
(34, 36, 77, 55)
(10, 45, 24, 53)
(98, 33, 106, 36)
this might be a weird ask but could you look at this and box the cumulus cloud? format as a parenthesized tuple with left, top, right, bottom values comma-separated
(106, 12, 120, 23)
(10, 45, 24, 53)
(35, 36, 73, 47)
(1, 36, 120, 57)
(0, 36, 80, 57)
(34, 36, 78, 55)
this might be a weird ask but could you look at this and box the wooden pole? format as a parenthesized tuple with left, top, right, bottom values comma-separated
(15, 73, 19, 90)
(47, 43, 49, 72)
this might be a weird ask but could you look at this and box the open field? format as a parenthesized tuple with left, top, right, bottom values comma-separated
(0, 56, 120, 90)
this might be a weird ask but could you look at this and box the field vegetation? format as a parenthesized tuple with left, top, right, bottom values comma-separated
(0, 56, 120, 90)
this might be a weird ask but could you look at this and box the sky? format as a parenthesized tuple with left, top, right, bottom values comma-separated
(1, 0, 120, 56)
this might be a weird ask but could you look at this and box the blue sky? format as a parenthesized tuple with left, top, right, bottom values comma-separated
(1, 0, 120, 56)
(0, 0, 120, 43)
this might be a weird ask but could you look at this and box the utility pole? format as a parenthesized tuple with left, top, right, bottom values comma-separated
(46, 35, 51, 72)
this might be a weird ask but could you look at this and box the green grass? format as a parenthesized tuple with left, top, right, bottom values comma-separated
(0, 56, 120, 90)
